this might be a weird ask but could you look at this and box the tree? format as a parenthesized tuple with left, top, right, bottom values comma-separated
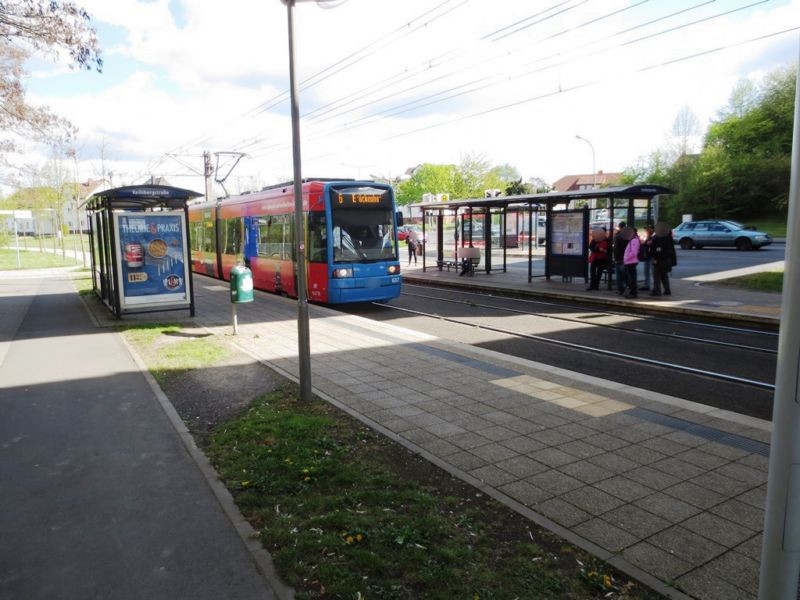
(671, 105, 700, 158)
(0, 1, 101, 151)
(505, 178, 529, 196)
(721, 78, 759, 119)
(452, 153, 492, 199)
(623, 63, 796, 223)
(487, 163, 521, 188)
(395, 163, 458, 205)
(396, 158, 531, 204)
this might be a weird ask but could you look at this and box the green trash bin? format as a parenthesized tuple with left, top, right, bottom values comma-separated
(230, 264, 254, 303)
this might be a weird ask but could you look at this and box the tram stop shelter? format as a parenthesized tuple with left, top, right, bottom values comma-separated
(414, 184, 672, 285)
(84, 184, 203, 318)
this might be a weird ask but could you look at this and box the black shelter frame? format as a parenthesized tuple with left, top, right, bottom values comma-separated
(84, 184, 203, 318)
(414, 184, 672, 284)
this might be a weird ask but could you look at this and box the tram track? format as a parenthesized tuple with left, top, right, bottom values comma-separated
(373, 300, 776, 392)
(403, 282, 779, 339)
(399, 288, 777, 356)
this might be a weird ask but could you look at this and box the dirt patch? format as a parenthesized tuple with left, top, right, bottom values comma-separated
(141, 328, 283, 441)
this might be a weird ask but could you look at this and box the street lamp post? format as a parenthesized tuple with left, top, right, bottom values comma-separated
(575, 134, 596, 189)
(282, 0, 336, 403)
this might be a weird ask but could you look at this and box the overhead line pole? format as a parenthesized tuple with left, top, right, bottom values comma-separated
(284, 0, 313, 403)
(759, 52, 800, 600)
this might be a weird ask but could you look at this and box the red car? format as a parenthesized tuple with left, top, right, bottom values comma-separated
(398, 225, 424, 242)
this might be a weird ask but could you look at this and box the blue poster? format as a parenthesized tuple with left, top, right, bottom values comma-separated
(115, 212, 190, 308)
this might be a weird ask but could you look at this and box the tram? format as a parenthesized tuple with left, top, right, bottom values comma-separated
(188, 179, 402, 304)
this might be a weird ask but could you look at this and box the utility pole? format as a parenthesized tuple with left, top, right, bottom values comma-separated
(284, 0, 313, 403)
(203, 150, 214, 203)
(204, 151, 224, 278)
(759, 55, 800, 600)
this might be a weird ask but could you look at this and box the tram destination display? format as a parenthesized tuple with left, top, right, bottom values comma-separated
(331, 187, 392, 209)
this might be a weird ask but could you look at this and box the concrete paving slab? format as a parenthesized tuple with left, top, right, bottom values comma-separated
(73, 267, 779, 600)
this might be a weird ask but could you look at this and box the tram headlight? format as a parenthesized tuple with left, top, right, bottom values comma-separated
(387, 265, 400, 275)
(332, 268, 353, 278)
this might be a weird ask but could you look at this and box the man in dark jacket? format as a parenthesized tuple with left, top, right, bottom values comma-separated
(612, 221, 628, 295)
(650, 222, 677, 296)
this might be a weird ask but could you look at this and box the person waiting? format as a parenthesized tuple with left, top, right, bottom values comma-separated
(621, 227, 640, 298)
(650, 222, 677, 296)
(586, 228, 610, 290)
(407, 233, 417, 265)
(612, 221, 629, 295)
(459, 244, 479, 276)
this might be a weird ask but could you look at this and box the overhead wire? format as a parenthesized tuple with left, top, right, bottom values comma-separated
(247, 0, 775, 160)
(224, 0, 471, 154)
(380, 25, 800, 141)
(147, 0, 791, 181)
(302, 0, 610, 127)
(160, 0, 468, 159)
(304, 0, 649, 128)
(298, 0, 586, 124)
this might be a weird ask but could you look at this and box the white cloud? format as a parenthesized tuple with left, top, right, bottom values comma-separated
(19, 0, 800, 195)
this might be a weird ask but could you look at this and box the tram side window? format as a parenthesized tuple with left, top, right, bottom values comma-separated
(222, 218, 243, 255)
(190, 222, 204, 252)
(308, 212, 327, 263)
(203, 218, 216, 253)
(257, 214, 294, 259)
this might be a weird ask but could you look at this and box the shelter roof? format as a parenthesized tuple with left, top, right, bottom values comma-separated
(411, 184, 673, 212)
(85, 184, 203, 211)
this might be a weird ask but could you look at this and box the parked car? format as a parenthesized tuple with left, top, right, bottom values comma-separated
(397, 225, 424, 243)
(671, 219, 772, 250)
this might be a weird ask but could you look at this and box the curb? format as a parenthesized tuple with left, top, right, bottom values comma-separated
(113, 320, 296, 600)
(402, 274, 780, 329)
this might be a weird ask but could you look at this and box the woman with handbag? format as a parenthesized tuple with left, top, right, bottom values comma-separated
(622, 227, 640, 298)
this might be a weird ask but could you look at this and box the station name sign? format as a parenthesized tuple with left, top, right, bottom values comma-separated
(131, 188, 171, 197)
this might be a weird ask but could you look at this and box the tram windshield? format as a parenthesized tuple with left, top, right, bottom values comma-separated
(330, 186, 397, 262)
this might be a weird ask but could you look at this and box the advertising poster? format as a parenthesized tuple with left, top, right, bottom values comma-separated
(114, 211, 190, 310)
(549, 212, 585, 256)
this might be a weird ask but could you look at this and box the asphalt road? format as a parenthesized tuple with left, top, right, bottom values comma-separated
(0, 274, 280, 600)
(343, 284, 777, 421)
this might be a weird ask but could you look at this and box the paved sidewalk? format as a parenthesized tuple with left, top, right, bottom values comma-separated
(178, 278, 771, 600)
(0, 272, 288, 600)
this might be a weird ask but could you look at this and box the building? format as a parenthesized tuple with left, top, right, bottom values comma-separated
(551, 171, 624, 192)
(2, 178, 110, 236)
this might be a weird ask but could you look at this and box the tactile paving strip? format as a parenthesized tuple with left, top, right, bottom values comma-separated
(626, 407, 770, 458)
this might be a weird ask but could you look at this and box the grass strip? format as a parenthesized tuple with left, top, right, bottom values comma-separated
(718, 271, 783, 293)
(123, 323, 229, 385)
(0, 248, 80, 269)
(743, 216, 786, 238)
(207, 385, 657, 600)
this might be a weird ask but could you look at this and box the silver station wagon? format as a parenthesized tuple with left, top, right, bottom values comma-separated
(672, 220, 773, 250)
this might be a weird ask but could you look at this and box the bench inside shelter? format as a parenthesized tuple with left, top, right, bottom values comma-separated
(438, 246, 481, 275)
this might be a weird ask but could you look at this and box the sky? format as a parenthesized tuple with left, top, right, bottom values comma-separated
(17, 0, 800, 197)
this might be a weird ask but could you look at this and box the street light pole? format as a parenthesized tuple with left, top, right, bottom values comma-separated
(758, 55, 800, 600)
(284, 0, 312, 403)
(575, 134, 596, 188)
